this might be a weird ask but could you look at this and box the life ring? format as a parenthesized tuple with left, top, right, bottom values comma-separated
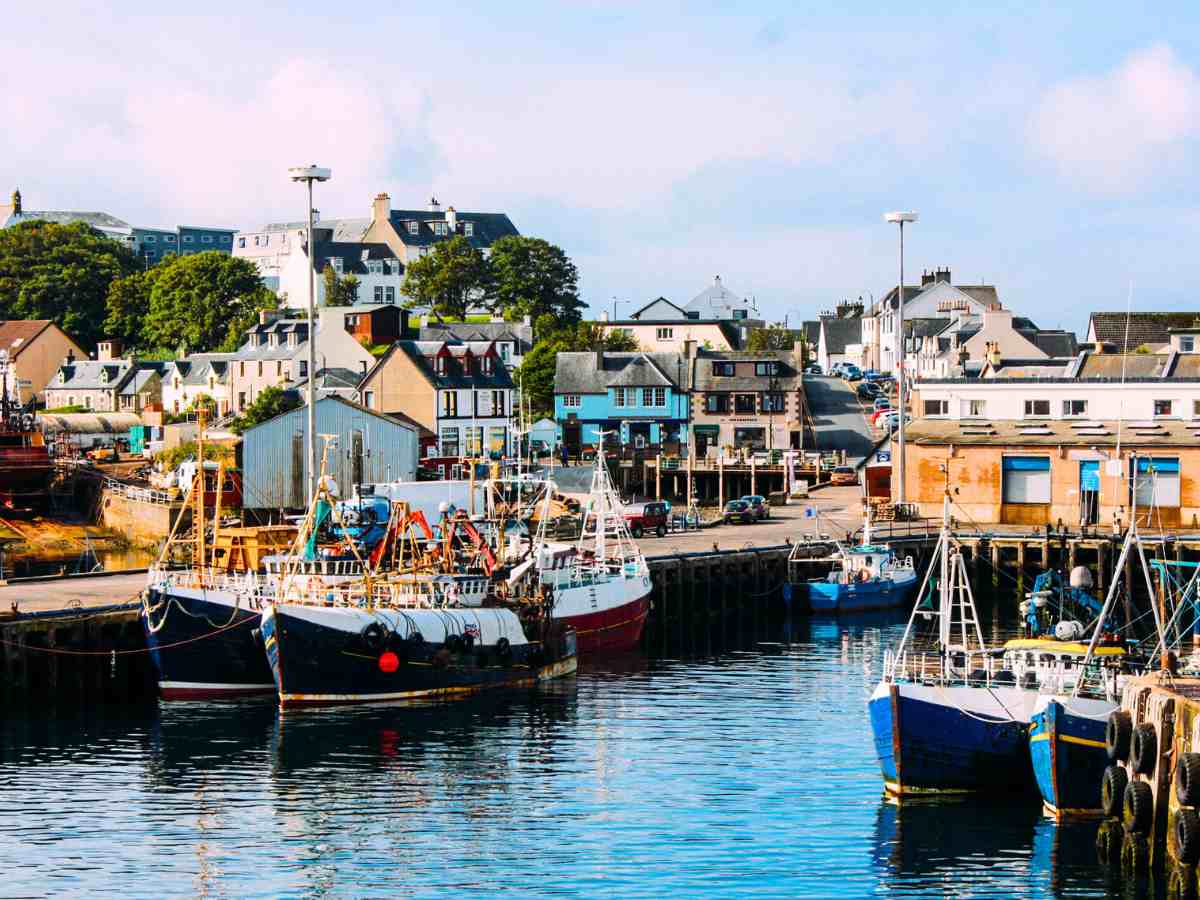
(859, 569, 872, 583)
(361, 622, 387, 653)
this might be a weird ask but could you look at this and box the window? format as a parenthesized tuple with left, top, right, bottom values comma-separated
(563, 394, 581, 408)
(221, 235, 231, 243)
(276, 361, 283, 376)
(923, 399, 949, 417)
(144, 235, 156, 243)
(1003, 456, 1051, 504)
(330, 257, 343, 273)
(1182, 337, 1195, 352)
(85, 395, 93, 410)
(499, 343, 510, 361)
(733, 309, 748, 320)
(367, 260, 383, 275)
(1154, 399, 1174, 417)
(408, 221, 419, 235)
(464, 222, 474, 237)
(182, 235, 194, 244)
(433, 222, 448, 236)
(237, 237, 246, 248)
(1132, 457, 1181, 508)
(1194, 400, 1200, 419)
(962, 399, 986, 418)
(1062, 399, 1088, 417)
(144, 250, 156, 259)
(299, 360, 308, 378)
(1024, 399, 1050, 417)
(239, 361, 245, 377)
(488, 426, 506, 454)
(656, 327, 674, 341)
(440, 426, 460, 457)
(442, 391, 458, 416)
(706, 394, 729, 413)
(614, 387, 628, 407)
(643, 387, 666, 407)
(363, 390, 375, 408)
(163, 235, 175, 243)
(374, 286, 384, 302)
(762, 393, 785, 412)
(492, 390, 505, 416)
(712, 362, 735, 377)
(201, 235, 213, 244)
(754, 362, 779, 376)
(238, 392, 246, 408)
(385, 286, 395, 303)
(482, 356, 493, 375)
(464, 426, 483, 455)
(735, 394, 756, 413)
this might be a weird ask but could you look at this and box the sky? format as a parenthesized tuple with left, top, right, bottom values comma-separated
(4, 2, 1200, 336)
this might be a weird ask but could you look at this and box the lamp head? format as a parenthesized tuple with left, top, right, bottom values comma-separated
(884, 211, 918, 224)
(289, 165, 332, 183)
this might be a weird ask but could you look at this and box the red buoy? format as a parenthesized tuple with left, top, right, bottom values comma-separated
(378, 651, 400, 673)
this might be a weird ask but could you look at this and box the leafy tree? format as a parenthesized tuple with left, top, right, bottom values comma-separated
(746, 325, 797, 353)
(141, 252, 276, 354)
(230, 385, 303, 435)
(0, 220, 140, 346)
(104, 269, 158, 350)
(488, 236, 582, 324)
(401, 235, 491, 321)
(322, 265, 359, 307)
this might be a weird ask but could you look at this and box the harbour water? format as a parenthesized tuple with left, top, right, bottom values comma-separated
(0, 611, 1130, 898)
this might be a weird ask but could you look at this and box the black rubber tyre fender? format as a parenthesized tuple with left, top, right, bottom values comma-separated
(1167, 863, 1196, 900)
(1106, 710, 1132, 762)
(1095, 819, 1122, 867)
(1178, 753, 1200, 807)
(1102, 765, 1128, 818)
(1131, 722, 1158, 775)
(1124, 780, 1154, 835)
(1176, 808, 1200, 866)
(361, 622, 387, 653)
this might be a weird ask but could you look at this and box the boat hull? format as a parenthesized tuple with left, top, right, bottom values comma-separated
(550, 572, 652, 654)
(262, 603, 576, 707)
(1029, 696, 1112, 819)
(868, 680, 1036, 795)
(142, 586, 274, 700)
(809, 571, 919, 613)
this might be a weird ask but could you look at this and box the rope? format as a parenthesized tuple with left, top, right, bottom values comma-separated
(0, 612, 256, 656)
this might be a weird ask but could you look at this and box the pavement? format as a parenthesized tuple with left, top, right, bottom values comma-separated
(0, 572, 147, 616)
(803, 374, 879, 463)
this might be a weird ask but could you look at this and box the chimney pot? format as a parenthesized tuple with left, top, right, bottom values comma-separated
(372, 192, 391, 222)
(429, 196, 440, 212)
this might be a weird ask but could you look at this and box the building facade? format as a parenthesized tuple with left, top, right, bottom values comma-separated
(418, 319, 533, 370)
(45, 344, 164, 413)
(0, 320, 87, 405)
(689, 349, 806, 456)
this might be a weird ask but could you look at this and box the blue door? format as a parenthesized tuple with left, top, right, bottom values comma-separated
(1079, 460, 1100, 525)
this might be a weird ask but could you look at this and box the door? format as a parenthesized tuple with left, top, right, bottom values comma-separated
(629, 423, 651, 449)
(1079, 460, 1099, 526)
(563, 423, 581, 457)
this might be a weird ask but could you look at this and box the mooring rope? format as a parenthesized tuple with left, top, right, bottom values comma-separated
(0, 612, 257, 657)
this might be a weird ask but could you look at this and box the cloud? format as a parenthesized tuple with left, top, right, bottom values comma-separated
(1028, 44, 1200, 191)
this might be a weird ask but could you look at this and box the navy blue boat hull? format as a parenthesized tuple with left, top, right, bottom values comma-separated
(262, 604, 577, 707)
(142, 587, 274, 700)
(868, 681, 1035, 795)
(1029, 698, 1110, 818)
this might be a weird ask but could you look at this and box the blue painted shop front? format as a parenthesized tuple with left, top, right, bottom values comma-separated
(554, 389, 690, 454)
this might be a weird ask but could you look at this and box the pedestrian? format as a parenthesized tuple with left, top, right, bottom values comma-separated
(560, 443, 569, 468)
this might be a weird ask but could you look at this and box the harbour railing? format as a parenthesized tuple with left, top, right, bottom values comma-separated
(103, 478, 176, 506)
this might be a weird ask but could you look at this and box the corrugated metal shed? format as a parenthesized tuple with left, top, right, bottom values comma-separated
(241, 396, 418, 510)
(39, 413, 143, 435)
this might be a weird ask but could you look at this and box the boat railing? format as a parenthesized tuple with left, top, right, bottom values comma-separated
(886, 646, 1124, 697)
(105, 477, 176, 505)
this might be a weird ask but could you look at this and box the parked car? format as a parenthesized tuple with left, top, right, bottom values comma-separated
(722, 499, 755, 524)
(624, 501, 670, 538)
(872, 397, 892, 412)
(870, 408, 893, 426)
(830, 466, 858, 486)
(856, 383, 881, 400)
(740, 494, 770, 520)
(863, 370, 890, 383)
(829, 363, 843, 377)
(804, 364, 823, 375)
(842, 366, 863, 381)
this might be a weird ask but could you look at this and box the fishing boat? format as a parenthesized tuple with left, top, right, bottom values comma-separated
(789, 505, 918, 613)
(0, 351, 51, 510)
(259, 456, 576, 707)
(534, 446, 652, 653)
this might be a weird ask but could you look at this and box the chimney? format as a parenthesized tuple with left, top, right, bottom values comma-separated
(11, 188, 20, 215)
(66, 348, 75, 364)
(96, 339, 121, 362)
(921, 269, 935, 287)
(986, 341, 1001, 367)
(957, 346, 969, 369)
(446, 206, 457, 232)
(428, 196, 441, 212)
(683, 339, 697, 359)
(372, 192, 390, 223)
(935, 266, 952, 284)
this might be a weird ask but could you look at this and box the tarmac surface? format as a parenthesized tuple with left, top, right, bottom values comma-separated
(803, 374, 879, 463)
(0, 572, 146, 616)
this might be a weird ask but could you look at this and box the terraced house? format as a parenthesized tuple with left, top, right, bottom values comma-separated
(689, 348, 805, 456)
(45, 342, 163, 413)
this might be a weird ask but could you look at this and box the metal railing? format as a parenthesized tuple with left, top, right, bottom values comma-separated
(103, 478, 176, 506)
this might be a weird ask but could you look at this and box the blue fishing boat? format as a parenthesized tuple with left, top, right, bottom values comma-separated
(1029, 694, 1114, 819)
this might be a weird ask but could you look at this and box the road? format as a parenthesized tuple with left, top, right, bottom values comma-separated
(803, 374, 878, 463)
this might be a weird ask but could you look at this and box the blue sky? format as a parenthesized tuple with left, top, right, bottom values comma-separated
(4, 3, 1200, 335)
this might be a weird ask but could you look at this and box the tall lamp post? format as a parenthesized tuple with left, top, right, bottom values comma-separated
(883, 211, 917, 508)
(289, 165, 332, 501)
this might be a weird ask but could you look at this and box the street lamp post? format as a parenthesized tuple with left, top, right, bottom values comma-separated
(289, 165, 332, 501)
(884, 211, 917, 509)
(612, 298, 631, 320)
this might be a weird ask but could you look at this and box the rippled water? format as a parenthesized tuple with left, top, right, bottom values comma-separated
(0, 614, 1133, 898)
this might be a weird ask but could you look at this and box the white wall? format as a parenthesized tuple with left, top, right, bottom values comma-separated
(915, 381, 1200, 421)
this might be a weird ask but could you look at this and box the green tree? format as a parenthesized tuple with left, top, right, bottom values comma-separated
(230, 385, 303, 435)
(322, 265, 360, 307)
(746, 325, 797, 353)
(488, 235, 582, 324)
(401, 235, 491, 321)
(516, 321, 638, 414)
(141, 252, 276, 353)
(104, 268, 158, 350)
(0, 220, 140, 346)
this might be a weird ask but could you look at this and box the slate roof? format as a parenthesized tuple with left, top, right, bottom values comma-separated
(554, 352, 691, 394)
(901, 418, 1200, 448)
(691, 351, 801, 392)
(313, 240, 399, 276)
(419, 321, 534, 354)
(1076, 352, 1172, 379)
(820, 318, 862, 354)
(685, 277, 756, 319)
(376, 341, 514, 390)
(386, 209, 519, 250)
(5, 210, 132, 233)
(801, 321, 821, 347)
(169, 355, 235, 386)
(51, 360, 165, 393)
(628, 297, 689, 320)
(905, 317, 952, 339)
(1088, 312, 1200, 352)
(1028, 330, 1078, 357)
(288, 367, 363, 393)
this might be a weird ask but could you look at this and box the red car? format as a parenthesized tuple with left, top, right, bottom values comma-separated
(624, 501, 669, 538)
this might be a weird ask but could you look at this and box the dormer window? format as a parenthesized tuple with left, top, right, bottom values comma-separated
(712, 361, 735, 376)
(464, 222, 474, 237)
(407, 221, 418, 236)
(432, 222, 448, 236)
(367, 260, 383, 275)
(100, 369, 109, 384)
(436, 356, 447, 376)
(329, 257, 343, 274)
(482, 356, 493, 375)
